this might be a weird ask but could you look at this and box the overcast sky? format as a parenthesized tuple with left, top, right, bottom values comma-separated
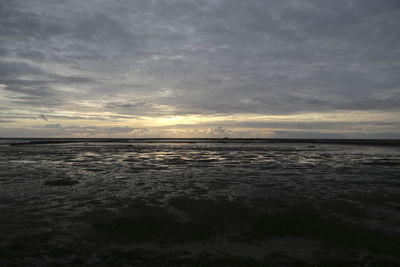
(1, 0, 399, 138)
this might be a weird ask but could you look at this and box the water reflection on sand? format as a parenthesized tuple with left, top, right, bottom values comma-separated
(0, 142, 399, 265)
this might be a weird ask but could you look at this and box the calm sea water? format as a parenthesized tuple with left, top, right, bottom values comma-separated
(1, 141, 399, 265)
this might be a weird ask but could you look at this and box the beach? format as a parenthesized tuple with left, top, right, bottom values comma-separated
(0, 139, 399, 266)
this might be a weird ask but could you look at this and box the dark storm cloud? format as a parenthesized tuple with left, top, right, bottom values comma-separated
(0, 0, 399, 137)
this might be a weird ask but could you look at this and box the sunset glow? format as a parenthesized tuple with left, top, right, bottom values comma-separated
(1, 0, 399, 138)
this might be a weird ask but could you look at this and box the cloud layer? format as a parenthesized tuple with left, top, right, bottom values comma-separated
(1, 0, 399, 137)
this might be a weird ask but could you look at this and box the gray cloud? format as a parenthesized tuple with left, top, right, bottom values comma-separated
(43, 123, 62, 128)
(104, 101, 172, 116)
(0, 0, 399, 137)
(272, 130, 400, 140)
(15, 124, 149, 137)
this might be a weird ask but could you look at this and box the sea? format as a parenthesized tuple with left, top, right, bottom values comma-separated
(0, 139, 399, 266)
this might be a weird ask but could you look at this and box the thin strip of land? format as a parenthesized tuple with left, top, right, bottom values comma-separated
(3, 138, 400, 146)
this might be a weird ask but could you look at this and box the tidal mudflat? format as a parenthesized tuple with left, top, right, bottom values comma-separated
(0, 140, 399, 266)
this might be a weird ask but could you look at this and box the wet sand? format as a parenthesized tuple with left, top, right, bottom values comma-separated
(0, 140, 399, 266)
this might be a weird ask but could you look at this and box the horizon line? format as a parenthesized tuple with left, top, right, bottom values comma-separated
(3, 138, 400, 147)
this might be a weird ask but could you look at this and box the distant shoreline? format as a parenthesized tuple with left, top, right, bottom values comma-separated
(2, 138, 400, 146)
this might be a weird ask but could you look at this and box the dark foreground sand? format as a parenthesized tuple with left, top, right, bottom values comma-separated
(1, 197, 399, 266)
(0, 140, 399, 266)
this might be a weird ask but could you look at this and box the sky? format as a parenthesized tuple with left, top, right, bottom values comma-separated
(0, 0, 399, 138)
